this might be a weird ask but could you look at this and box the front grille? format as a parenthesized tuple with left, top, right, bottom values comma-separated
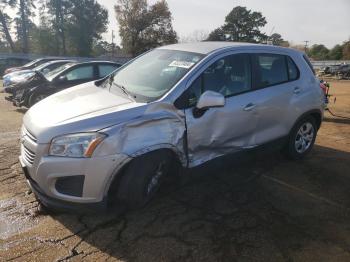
(23, 127, 37, 143)
(23, 144, 36, 165)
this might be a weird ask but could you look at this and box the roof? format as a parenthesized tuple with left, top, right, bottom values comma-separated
(79, 60, 120, 64)
(158, 41, 295, 55)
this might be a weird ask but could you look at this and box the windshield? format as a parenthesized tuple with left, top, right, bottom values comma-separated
(45, 63, 76, 81)
(34, 61, 54, 72)
(106, 49, 204, 102)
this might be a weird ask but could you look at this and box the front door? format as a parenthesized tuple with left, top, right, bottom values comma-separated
(183, 53, 259, 167)
(55, 64, 96, 91)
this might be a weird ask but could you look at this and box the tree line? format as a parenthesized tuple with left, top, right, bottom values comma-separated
(0, 1, 349, 60)
(0, 0, 109, 56)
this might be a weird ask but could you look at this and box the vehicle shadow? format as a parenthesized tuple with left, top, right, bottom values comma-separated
(323, 116, 350, 125)
(53, 145, 350, 261)
(15, 108, 27, 114)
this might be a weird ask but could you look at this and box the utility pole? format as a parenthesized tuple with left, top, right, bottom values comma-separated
(303, 40, 309, 52)
(112, 30, 115, 57)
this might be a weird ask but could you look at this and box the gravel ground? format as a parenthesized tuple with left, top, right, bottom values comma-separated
(1, 80, 350, 261)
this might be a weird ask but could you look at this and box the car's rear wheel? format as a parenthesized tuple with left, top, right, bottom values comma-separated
(28, 93, 47, 107)
(116, 150, 173, 208)
(285, 116, 317, 159)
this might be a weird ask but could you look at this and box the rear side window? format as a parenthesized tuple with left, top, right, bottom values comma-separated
(303, 54, 315, 75)
(253, 54, 288, 88)
(64, 66, 94, 81)
(99, 64, 117, 78)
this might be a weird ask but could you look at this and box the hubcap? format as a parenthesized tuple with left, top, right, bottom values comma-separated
(295, 122, 314, 154)
(146, 162, 165, 195)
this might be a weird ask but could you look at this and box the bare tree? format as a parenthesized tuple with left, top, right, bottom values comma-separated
(180, 30, 209, 43)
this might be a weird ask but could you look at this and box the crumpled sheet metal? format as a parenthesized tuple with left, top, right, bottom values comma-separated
(105, 102, 188, 166)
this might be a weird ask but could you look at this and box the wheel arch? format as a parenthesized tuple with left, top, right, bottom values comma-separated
(105, 147, 182, 205)
(292, 109, 323, 131)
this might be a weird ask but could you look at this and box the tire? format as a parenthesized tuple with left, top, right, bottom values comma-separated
(285, 116, 317, 160)
(28, 93, 47, 107)
(117, 150, 174, 208)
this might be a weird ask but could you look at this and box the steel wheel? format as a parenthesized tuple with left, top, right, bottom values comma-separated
(294, 122, 315, 154)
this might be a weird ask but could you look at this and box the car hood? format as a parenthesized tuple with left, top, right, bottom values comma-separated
(4, 69, 32, 78)
(10, 72, 47, 91)
(7, 71, 35, 83)
(23, 82, 146, 143)
(5, 67, 23, 74)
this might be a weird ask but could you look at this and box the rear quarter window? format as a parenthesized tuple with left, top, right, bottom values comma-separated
(286, 56, 300, 81)
(303, 54, 315, 75)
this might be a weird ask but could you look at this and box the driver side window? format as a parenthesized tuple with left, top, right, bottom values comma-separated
(180, 53, 251, 108)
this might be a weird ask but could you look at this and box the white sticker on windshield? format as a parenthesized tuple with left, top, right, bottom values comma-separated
(169, 61, 195, 69)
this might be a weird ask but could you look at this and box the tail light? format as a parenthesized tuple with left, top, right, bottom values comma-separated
(320, 82, 327, 94)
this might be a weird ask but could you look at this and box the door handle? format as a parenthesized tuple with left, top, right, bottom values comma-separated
(243, 103, 256, 111)
(294, 87, 301, 94)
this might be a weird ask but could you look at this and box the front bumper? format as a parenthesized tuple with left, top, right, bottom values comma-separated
(19, 142, 130, 211)
(20, 163, 107, 212)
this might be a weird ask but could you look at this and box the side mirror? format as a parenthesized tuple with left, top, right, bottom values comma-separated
(196, 91, 225, 110)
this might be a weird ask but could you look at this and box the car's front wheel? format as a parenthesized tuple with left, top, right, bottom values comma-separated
(285, 116, 317, 159)
(116, 150, 174, 208)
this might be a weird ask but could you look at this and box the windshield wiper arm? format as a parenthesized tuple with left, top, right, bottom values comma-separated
(112, 83, 135, 100)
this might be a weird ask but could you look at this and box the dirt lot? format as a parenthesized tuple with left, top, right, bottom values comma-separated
(1, 80, 350, 261)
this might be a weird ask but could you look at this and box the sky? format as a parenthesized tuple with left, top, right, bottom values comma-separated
(5, 0, 350, 48)
(99, 0, 350, 48)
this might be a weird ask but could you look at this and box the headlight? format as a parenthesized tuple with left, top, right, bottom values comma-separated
(49, 133, 107, 158)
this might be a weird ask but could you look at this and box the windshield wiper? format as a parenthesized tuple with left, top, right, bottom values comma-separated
(112, 82, 135, 101)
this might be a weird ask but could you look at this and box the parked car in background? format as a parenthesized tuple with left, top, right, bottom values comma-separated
(19, 42, 325, 211)
(3, 58, 59, 75)
(318, 66, 330, 75)
(329, 65, 342, 75)
(336, 64, 350, 79)
(12, 61, 121, 107)
(3, 60, 75, 89)
(0, 57, 31, 77)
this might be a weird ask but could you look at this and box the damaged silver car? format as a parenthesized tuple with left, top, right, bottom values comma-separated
(19, 42, 325, 210)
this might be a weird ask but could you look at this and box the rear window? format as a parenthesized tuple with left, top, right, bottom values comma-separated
(303, 54, 315, 75)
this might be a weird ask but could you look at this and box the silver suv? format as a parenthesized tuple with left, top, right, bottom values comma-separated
(19, 42, 325, 210)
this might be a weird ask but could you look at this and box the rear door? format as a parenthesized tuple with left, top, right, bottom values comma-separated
(250, 53, 301, 145)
